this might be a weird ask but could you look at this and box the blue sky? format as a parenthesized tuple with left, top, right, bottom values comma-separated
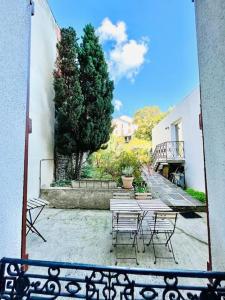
(48, 0, 199, 117)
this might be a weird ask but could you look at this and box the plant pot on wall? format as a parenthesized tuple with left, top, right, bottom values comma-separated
(121, 166, 134, 189)
(135, 192, 152, 200)
(122, 176, 134, 189)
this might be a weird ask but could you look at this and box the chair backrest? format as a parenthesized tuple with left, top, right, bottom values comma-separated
(113, 192, 131, 199)
(115, 211, 142, 229)
(154, 211, 178, 230)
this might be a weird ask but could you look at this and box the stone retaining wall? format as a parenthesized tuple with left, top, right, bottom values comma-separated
(71, 180, 117, 189)
(41, 187, 134, 210)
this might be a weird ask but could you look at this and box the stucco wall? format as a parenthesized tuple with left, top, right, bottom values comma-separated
(28, 0, 58, 198)
(41, 187, 134, 210)
(152, 89, 205, 192)
(195, 0, 225, 271)
(0, 0, 31, 258)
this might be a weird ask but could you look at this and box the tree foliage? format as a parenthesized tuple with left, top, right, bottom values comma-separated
(53, 25, 114, 179)
(78, 24, 114, 153)
(54, 27, 84, 178)
(134, 106, 166, 141)
(91, 135, 151, 183)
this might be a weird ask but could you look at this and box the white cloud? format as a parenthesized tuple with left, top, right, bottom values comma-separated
(114, 99, 123, 111)
(96, 17, 127, 44)
(109, 39, 148, 81)
(96, 18, 149, 82)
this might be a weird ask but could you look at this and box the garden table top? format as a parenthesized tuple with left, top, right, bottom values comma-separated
(110, 198, 172, 213)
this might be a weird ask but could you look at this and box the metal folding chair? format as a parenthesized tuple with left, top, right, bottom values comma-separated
(111, 193, 131, 235)
(112, 192, 131, 199)
(26, 198, 49, 242)
(146, 211, 178, 264)
(111, 211, 142, 265)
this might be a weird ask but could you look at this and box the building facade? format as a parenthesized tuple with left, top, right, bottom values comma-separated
(195, 0, 225, 271)
(112, 116, 137, 142)
(152, 88, 205, 192)
(28, 0, 59, 199)
(0, 0, 58, 259)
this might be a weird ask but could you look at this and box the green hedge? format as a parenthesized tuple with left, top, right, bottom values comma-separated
(186, 188, 206, 203)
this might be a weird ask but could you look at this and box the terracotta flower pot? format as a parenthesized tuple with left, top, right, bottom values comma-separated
(122, 176, 134, 189)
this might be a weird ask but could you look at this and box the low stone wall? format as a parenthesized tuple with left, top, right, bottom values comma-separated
(71, 180, 117, 189)
(41, 187, 134, 210)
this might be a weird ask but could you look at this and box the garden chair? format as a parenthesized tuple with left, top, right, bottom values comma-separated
(111, 211, 142, 265)
(145, 211, 178, 264)
(111, 192, 131, 234)
(26, 198, 49, 242)
(113, 192, 131, 199)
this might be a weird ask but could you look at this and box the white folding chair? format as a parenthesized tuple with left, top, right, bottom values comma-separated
(111, 211, 142, 265)
(146, 211, 178, 264)
(113, 192, 131, 199)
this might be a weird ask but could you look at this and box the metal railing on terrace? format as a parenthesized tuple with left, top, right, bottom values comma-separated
(0, 257, 225, 299)
(152, 141, 185, 167)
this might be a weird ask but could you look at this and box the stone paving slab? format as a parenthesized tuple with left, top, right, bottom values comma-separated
(27, 209, 208, 270)
(142, 169, 206, 211)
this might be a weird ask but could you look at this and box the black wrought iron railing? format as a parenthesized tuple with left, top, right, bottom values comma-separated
(152, 141, 185, 167)
(0, 257, 225, 299)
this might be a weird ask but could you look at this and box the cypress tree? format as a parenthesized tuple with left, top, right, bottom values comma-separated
(54, 25, 114, 180)
(78, 24, 114, 158)
(53, 27, 84, 179)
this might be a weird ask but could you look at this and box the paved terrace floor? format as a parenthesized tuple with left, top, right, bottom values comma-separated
(142, 169, 205, 211)
(27, 208, 208, 270)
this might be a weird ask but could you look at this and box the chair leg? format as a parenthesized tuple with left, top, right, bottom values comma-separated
(26, 219, 46, 242)
(139, 222, 145, 253)
(133, 231, 140, 253)
(152, 234, 157, 264)
(115, 231, 119, 265)
(147, 232, 154, 246)
(142, 232, 146, 253)
(134, 234, 139, 265)
(168, 238, 178, 264)
(165, 233, 172, 252)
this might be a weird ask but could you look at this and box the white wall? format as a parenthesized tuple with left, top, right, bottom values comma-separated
(113, 117, 137, 138)
(28, 0, 59, 198)
(195, 0, 225, 271)
(0, 0, 31, 258)
(152, 89, 205, 192)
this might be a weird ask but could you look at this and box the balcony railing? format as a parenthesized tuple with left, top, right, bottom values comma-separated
(0, 257, 225, 299)
(152, 141, 185, 167)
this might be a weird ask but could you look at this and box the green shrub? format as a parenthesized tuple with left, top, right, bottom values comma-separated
(186, 188, 206, 203)
(81, 163, 93, 178)
(116, 151, 142, 180)
(135, 185, 149, 193)
(133, 176, 149, 193)
(122, 166, 134, 177)
(51, 179, 71, 187)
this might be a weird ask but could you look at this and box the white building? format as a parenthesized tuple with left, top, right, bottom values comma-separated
(0, 0, 58, 259)
(112, 115, 137, 142)
(152, 88, 205, 192)
(28, 0, 58, 198)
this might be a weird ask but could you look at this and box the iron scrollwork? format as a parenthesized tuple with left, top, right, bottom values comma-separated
(0, 257, 225, 299)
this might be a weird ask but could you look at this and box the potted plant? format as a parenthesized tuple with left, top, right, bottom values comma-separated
(135, 185, 152, 200)
(122, 166, 134, 189)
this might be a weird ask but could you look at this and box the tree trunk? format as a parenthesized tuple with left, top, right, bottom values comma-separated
(74, 152, 80, 180)
(77, 152, 84, 180)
